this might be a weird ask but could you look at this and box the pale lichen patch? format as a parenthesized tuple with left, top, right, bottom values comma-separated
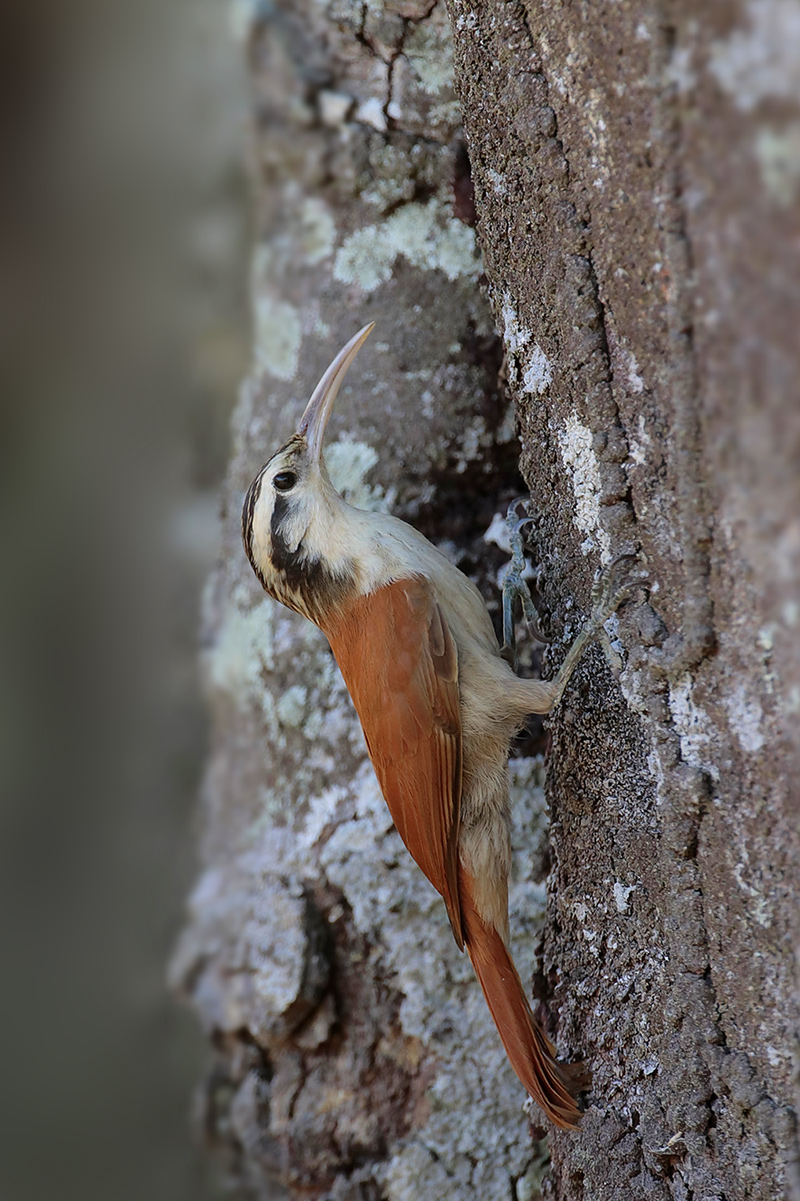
(325, 439, 391, 511)
(623, 350, 645, 394)
(521, 345, 552, 395)
(402, 20, 454, 96)
(333, 224, 395, 292)
(207, 598, 276, 716)
(297, 197, 337, 265)
(276, 684, 307, 728)
(483, 511, 513, 554)
(732, 843, 773, 927)
(499, 291, 552, 395)
(613, 881, 636, 913)
(355, 96, 388, 131)
(667, 44, 696, 93)
(557, 414, 612, 564)
(724, 684, 766, 754)
(244, 879, 313, 1018)
(754, 123, 800, 207)
(497, 402, 517, 443)
(500, 291, 531, 357)
(707, 0, 800, 111)
(360, 144, 417, 211)
(628, 414, 650, 467)
(765, 1043, 789, 1067)
(333, 200, 479, 293)
(669, 673, 717, 776)
(486, 167, 508, 196)
(584, 87, 610, 192)
(647, 746, 667, 804)
(252, 294, 302, 381)
(318, 89, 354, 126)
(299, 780, 354, 852)
(453, 416, 491, 473)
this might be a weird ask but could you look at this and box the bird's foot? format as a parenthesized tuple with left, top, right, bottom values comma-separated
(500, 500, 548, 666)
(589, 553, 649, 629)
(544, 553, 649, 705)
(588, 554, 649, 674)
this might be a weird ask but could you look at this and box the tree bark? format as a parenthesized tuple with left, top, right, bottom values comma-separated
(448, 1, 800, 1197)
(174, 1, 800, 1197)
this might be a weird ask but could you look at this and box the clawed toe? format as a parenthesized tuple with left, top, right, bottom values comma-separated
(505, 501, 534, 550)
(500, 499, 543, 664)
(506, 496, 532, 521)
(590, 553, 649, 623)
(499, 510, 649, 675)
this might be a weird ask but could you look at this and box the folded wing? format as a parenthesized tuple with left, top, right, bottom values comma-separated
(323, 577, 463, 948)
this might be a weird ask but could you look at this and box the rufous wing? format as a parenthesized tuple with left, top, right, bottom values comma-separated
(323, 577, 463, 948)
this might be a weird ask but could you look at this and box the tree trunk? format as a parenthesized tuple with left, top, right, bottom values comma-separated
(173, 1, 800, 1197)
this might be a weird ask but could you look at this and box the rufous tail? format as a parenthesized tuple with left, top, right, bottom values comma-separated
(459, 867, 586, 1130)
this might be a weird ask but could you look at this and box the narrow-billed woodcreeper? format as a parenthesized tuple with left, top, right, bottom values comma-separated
(242, 324, 638, 1128)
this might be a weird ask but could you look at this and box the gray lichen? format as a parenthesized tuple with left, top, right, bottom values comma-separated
(333, 199, 479, 293)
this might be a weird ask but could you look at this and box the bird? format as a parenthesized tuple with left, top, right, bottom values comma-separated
(241, 323, 640, 1129)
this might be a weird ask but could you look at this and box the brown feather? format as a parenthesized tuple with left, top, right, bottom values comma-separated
(323, 578, 464, 948)
(323, 577, 585, 1125)
(459, 865, 585, 1129)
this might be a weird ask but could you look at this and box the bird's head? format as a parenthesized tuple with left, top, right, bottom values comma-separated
(241, 323, 374, 622)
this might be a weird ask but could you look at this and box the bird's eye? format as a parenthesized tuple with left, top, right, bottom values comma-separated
(273, 470, 297, 492)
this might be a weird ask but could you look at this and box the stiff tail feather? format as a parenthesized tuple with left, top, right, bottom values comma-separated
(459, 868, 586, 1130)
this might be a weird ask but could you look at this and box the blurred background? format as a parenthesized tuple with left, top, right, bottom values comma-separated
(0, 1, 250, 1197)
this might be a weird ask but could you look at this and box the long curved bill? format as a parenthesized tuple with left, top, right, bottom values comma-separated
(297, 323, 375, 462)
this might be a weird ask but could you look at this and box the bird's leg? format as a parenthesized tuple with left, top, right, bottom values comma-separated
(595, 626, 624, 676)
(500, 502, 542, 666)
(544, 554, 646, 708)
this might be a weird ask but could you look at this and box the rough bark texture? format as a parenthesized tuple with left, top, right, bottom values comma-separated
(447, 2, 800, 1196)
(174, 1, 800, 1198)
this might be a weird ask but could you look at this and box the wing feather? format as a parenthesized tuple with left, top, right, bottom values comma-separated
(322, 578, 463, 947)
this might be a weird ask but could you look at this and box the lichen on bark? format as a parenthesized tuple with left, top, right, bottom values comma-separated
(174, 1, 562, 1197)
(176, 0, 800, 1197)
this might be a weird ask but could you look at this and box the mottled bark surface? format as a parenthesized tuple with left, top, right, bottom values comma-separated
(449, 1, 800, 1197)
(175, 1, 800, 1198)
